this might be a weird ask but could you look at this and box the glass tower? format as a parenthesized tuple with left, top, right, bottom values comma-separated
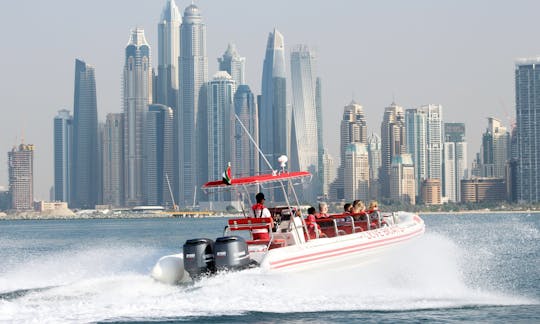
(123, 28, 153, 206)
(178, 4, 208, 206)
(515, 58, 540, 202)
(54, 109, 72, 203)
(72, 59, 98, 208)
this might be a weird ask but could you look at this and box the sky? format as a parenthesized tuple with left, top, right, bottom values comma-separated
(0, 0, 539, 200)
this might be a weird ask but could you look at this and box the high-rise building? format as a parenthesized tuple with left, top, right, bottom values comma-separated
(480, 117, 510, 178)
(72, 59, 98, 209)
(405, 104, 443, 199)
(156, 0, 180, 110)
(367, 133, 382, 199)
(333, 101, 368, 199)
(444, 123, 467, 202)
(260, 28, 287, 173)
(380, 102, 406, 198)
(233, 84, 258, 177)
(178, 4, 208, 206)
(420, 178, 441, 205)
(218, 43, 245, 86)
(390, 154, 415, 205)
(102, 113, 124, 207)
(123, 28, 153, 206)
(54, 109, 72, 203)
(515, 58, 540, 202)
(290, 45, 319, 201)
(321, 150, 335, 199)
(144, 104, 175, 206)
(204, 72, 236, 201)
(344, 143, 369, 202)
(8, 144, 34, 210)
(315, 78, 324, 193)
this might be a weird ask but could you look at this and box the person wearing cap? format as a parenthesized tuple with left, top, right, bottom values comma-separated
(251, 192, 271, 240)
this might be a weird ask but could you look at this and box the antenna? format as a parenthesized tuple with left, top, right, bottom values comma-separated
(234, 114, 275, 172)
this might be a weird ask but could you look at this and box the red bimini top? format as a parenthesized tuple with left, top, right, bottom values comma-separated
(202, 171, 311, 189)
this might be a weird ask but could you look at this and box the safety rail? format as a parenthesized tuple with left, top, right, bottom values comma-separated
(309, 211, 385, 238)
(224, 217, 286, 248)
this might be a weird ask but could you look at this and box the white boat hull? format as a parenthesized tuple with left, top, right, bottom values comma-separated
(259, 211, 424, 272)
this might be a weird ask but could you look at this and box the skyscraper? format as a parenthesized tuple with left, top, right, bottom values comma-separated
(123, 28, 153, 206)
(156, 0, 180, 110)
(72, 59, 98, 209)
(480, 117, 510, 178)
(205, 72, 236, 201)
(8, 144, 34, 210)
(102, 113, 124, 207)
(290, 45, 319, 201)
(443, 123, 467, 202)
(334, 101, 368, 199)
(367, 133, 382, 199)
(233, 84, 258, 177)
(218, 43, 245, 86)
(178, 4, 208, 206)
(390, 154, 415, 205)
(344, 143, 369, 202)
(53, 109, 72, 203)
(260, 28, 287, 172)
(405, 104, 443, 198)
(321, 150, 335, 199)
(315, 78, 324, 193)
(144, 104, 174, 206)
(380, 102, 406, 198)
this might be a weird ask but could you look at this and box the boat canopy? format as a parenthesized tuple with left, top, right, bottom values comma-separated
(202, 171, 311, 190)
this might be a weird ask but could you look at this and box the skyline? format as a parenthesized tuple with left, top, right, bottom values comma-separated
(1, 0, 539, 199)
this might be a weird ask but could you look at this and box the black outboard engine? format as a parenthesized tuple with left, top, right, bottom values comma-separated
(214, 236, 251, 271)
(183, 238, 215, 279)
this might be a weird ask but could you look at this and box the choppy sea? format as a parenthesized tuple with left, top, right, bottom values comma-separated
(0, 212, 538, 323)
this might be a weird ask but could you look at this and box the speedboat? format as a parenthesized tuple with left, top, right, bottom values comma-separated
(151, 170, 425, 284)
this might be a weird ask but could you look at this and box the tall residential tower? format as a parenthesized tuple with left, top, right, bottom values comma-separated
(123, 28, 153, 206)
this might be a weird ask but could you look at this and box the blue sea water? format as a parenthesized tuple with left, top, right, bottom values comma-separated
(0, 213, 538, 323)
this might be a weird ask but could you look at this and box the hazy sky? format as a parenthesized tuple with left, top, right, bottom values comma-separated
(1, 0, 539, 199)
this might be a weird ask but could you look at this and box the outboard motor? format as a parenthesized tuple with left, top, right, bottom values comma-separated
(214, 236, 251, 271)
(183, 238, 215, 279)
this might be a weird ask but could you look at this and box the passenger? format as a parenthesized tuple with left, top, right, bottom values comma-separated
(316, 202, 330, 218)
(343, 203, 352, 214)
(251, 192, 271, 240)
(305, 206, 322, 239)
(351, 200, 367, 221)
(367, 200, 379, 213)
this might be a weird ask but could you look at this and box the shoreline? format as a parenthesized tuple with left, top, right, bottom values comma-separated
(0, 209, 538, 220)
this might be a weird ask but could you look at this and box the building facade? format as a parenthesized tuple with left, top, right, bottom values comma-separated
(480, 117, 510, 179)
(344, 143, 369, 202)
(156, 0, 180, 110)
(178, 4, 208, 205)
(367, 133, 382, 199)
(381, 102, 406, 199)
(123, 28, 153, 206)
(205, 72, 236, 201)
(260, 28, 287, 173)
(405, 104, 443, 198)
(390, 154, 415, 205)
(102, 113, 124, 207)
(443, 123, 467, 202)
(54, 109, 72, 203)
(233, 84, 258, 177)
(461, 178, 507, 203)
(72, 59, 98, 209)
(8, 144, 34, 210)
(515, 58, 540, 202)
(144, 104, 175, 206)
(218, 43, 245, 86)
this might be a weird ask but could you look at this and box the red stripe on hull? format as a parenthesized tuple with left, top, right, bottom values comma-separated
(269, 226, 424, 270)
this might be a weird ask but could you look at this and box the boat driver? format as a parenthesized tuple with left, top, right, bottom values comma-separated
(251, 192, 271, 240)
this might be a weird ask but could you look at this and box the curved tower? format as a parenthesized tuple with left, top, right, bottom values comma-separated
(157, 0, 181, 109)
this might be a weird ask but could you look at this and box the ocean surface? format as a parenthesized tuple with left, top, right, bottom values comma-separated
(0, 213, 538, 323)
